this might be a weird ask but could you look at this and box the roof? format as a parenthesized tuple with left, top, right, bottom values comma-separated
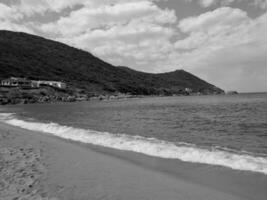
(2, 77, 30, 82)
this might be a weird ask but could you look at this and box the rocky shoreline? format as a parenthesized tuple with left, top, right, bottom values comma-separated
(0, 93, 140, 105)
(0, 86, 225, 105)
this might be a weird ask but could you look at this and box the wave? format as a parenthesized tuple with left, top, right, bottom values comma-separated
(1, 113, 267, 175)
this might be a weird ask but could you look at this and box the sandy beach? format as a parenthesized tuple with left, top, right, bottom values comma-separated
(1, 122, 267, 200)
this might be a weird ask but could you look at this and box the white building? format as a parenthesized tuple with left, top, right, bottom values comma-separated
(32, 80, 66, 89)
(1, 77, 32, 88)
(185, 88, 193, 93)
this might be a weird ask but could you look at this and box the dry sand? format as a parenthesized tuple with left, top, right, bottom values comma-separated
(0, 122, 266, 200)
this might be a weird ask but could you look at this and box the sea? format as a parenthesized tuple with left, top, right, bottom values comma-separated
(1, 93, 267, 175)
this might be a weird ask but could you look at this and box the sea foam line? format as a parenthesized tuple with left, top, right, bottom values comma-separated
(0, 113, 267, 175)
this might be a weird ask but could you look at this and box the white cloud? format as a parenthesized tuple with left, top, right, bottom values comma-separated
(253, 0, 267, 9)
(8, 0, 163, 17)
(0, 2, 33, 33)
(0, 20, 33, 33)
(175, 7, 249, 50)
(0, 3, 22, 20)
(37, 0, 177, 66)
(178, 7, 248, 33)
(40, 1, 176, 37)
(187, 0, 230, 7)
(172, 7, 267, 92)
(189, 0, 267, 9)
(199, 0, 217, 7)
(11, 0, 88, 16)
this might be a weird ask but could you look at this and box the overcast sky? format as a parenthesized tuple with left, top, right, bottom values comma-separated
(0, 0, 267, 92)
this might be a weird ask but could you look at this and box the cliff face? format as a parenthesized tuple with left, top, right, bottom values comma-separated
(0, 30, 224, 95)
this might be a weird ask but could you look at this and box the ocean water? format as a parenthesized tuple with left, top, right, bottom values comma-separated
(1, 93, 267, 174)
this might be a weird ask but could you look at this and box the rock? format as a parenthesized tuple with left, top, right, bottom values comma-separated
(226, 91, 238, 95)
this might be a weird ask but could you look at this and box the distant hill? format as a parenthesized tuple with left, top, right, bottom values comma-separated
(0, 30, 224, 95)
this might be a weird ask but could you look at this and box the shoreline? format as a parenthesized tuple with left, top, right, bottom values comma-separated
(0, 88, 226, 106)
(1, 122, 267, 200)
(2, 90, 266, 106)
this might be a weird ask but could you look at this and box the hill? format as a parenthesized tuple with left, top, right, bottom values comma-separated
(0, 30, 224, 96)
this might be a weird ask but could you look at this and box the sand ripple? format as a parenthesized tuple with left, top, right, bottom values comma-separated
(0, 146, 58, 200)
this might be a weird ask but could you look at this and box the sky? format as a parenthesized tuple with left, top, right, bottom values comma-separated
(0, 0, 267, 92)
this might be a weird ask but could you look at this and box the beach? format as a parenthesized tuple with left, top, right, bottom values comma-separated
(1, 1, 266, 199)
(1, 122, 267, 200)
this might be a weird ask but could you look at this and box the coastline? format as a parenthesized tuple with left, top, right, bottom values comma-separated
(1, 122, 267, 200)
(0, 85, 225, 106)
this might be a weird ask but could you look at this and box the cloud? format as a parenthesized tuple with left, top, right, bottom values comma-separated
(172, 7, 267, 92)
(10, 0, 88, 16)
(189, 0, 267, 9)
(178, 7, 248, 33)
(7, 0, 164, 18)
(253, 0, 267, 9)
(186, 0, 234, 8)
(40, 1, 176, 37)
(0, 20, 33, 33)
(0, 2, 33, 33)
(175, 7, 249, 49)
(199, 0, 217, 7)
(0, 3, 25, 21)
(37, 0, 177, 67)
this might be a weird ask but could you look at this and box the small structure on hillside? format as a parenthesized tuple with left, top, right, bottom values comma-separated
(185, 88, 193, 93)
(1, 77, 32, 88)
(32, 80, 66, 89)
(1, 77, 67, 89)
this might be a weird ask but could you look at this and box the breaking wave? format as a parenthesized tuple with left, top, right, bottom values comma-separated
(1, 113, 267, 175)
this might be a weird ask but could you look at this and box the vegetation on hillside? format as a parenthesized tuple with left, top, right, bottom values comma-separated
(0, 30, 224, 96)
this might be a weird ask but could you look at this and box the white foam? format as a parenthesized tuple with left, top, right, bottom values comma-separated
(1, 113, 267, 175)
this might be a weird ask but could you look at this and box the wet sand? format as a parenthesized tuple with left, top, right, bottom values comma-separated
(1, 122, 266, 200)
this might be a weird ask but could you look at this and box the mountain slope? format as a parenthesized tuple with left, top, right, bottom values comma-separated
(0, 30, 224, 95)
